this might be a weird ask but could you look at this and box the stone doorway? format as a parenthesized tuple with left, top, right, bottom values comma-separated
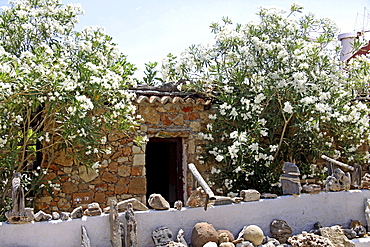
(146, 137, 184, 205)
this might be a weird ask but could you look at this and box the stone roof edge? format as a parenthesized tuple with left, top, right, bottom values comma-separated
(135, 95, 212, 105)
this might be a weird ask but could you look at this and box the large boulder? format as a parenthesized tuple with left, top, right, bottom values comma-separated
(191, 222, 218, 247)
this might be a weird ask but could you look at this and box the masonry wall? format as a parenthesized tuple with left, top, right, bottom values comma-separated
(36, 95, 213, 213)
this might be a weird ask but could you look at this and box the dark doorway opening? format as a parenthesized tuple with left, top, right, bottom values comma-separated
(146, 138, 183, 205)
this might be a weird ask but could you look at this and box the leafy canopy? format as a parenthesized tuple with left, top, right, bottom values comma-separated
(159, 3, 370, 194)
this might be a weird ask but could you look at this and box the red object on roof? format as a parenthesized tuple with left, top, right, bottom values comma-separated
(349, 40, 370, 60)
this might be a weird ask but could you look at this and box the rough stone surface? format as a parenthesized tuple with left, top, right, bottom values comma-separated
(365, 198, 370, 232)
(148, 194, 170, 210)
(104, 198, 148, 213)
(34, 210, 52, 222)
(240, 190, 260, 202)
(261, 193, 277, 199)
(186, 187, 207, 208)
(270, 219, 292, 244)
(235, 241, 254, 247)
(302, 184, 321, 194)
(280, 162, 301, 195)
(71, 206, 83, 219)
(60, 212, 71, 221)
(79, 166, 99, 183)
(166, 242, 187, 247)
(191, 222, 218, 247)
(320, 225, 355, 247)
(325, 168, 351, 192)
(217, 230, 235, 243)
(218, 232, 235, 247)
(176, 229, 188, 246)
(241, 225, 264, 246)
(288, 232, 334, 246)
(83, 202, 102, 216)
(203, 242, 218, 247)
(52, 212, 60, 220)
(152, 226, 173, 246)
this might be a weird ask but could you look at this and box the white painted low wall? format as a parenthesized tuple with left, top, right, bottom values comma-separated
(1, 190, 370, 247)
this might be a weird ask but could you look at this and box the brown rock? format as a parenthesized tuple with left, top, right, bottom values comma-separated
(79, 166, 99, 183)
(102, 172, 118, 183)
(62, 181, 78, 193)
(128, 177, 146, 194)
(57, 198, 71, 211)
(95, 184, 108, 191)
(108, 162, 118, 173)
(54, 148, 73, 166)
(117, 178, 129, 186)
(94, 192, 105, 203)
(217, 230, 235, 243)
(122, 147, 132, 156)
(114, 185, 128, 194)
(118, 165, 131, 177)
(191, 222, 218, 247)
(131, 167, 143, 176)
(107, 184, 115, 191)
(78, 183, 89, 191)
(139, 106, 160, 124)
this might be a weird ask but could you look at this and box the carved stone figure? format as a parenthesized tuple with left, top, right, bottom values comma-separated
(5, 173, 34, 224)
(280, 162, 301, 195)
(270, 219, 292, 244)
(152, 227, 173, 246)
(218, 232, 235, 247)
(148, 194, 170, 210)
(174, 200, 183, 210)
(124, 203, 138, 247)
(176, 229, 188, 246)
(324, 168, 351, 192)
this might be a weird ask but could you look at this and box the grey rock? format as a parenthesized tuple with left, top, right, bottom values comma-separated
(71, 206, 83, 219)
(52, 212, 60, 220)
(103, 198, 149, 213)
(320, 225, 355, 247)
(280, 163, 301, 195)
(353, 225, 366, 237)
(148, 194, 170, 210)
(342, 229, 357, 239)
(84, 202, 102, 216)
(282, 162, 300, 175)
(261, 193, 278, 199)
(240, 189, 260, 202)
(176, 229, 188, 246)
(324, 168, 351, 192)
(34, 210, 52, 222)
(270, 219, 292, 244)
(60, 212, 71, 221)
(302, 184, 321, 194)
(152, 226, 173, 246)
(235, 241, 254, 247)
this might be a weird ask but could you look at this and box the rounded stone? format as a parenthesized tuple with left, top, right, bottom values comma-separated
(191, 222, 218, 247)
(243, 225, 264, 246)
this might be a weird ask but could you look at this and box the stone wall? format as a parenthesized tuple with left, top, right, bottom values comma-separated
(36, 95, 213, 213)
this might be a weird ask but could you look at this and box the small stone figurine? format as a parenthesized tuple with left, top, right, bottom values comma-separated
(5, 172, 34, 223)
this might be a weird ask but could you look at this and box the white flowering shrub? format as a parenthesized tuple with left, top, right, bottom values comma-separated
(0, 0, 139, 214)
(161, 3, 370, 193)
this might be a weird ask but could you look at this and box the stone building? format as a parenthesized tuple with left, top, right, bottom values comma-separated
(36, 87, 213, 212)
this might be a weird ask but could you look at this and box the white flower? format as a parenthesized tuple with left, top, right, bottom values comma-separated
(283, 101, 293, 114)
(215, 155, 224, 162)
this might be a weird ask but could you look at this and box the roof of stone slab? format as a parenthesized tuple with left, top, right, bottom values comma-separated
(131, 83, 212, 105)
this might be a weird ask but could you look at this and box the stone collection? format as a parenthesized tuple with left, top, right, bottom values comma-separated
(325, 168, 351, 192)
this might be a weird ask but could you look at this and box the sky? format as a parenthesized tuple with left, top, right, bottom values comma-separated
(1, 0, 370, 78)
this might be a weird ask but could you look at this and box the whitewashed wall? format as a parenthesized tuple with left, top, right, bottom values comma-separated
(1, 190, 370, 247)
